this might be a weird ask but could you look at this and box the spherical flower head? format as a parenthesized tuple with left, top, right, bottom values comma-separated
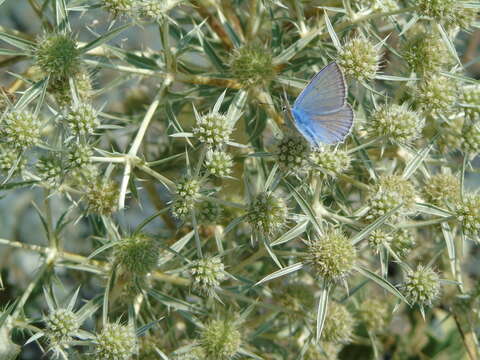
(114, 234, 159, 276)
(401, 265, 440, 307)
(190, 256, 226, 297)
(172, 178, 201, 219)
(46, 308, 79, 346)
(205, 150, 233, 177)
(366, 175, 417, 222)
(454, 194, 480, 238)
(436, 116, 463, 154)
(193, 113, 232, 147)
(49, 70, 92, 108)
(103, 0, 134, 16)
(416, 75, 457, 115)
(462, 85, 480, 120)
(85, 179, 119, 215)
(448, 5, 478, 30)
(137, 0, 179, 21)
(402, 27, 451, 76)
(304, 342, 342, 360)
(35, 33, 79, 78)
(36, 157, 63, 186)
(337, 37, 380, 82)
(323, 302, 355, 343)
(68, 143, 93, 169)
(200, 319, 241, 360)
(423, 173, 460, 206)
(391, 229, 416, 258)
(230, 45, 275, 87)
(278, 282, 316, 313)
(368, 229, 392, 254)
(306, 229, 357, 282)
(196, 200, 222, 225)
(358, 298, 389, 332)
(461, 125, 480, 157)
(417, 0, 455, 20)
(0, 146, 25, 175)
(246, 192, 288, 237)
(1, 110, 41, 149)
(96, 323, 137, 360)
(369, 104, 424, 144)
(276, 131, 310, 172)
(66, 103, 99, 136)
(310, 147, 351, 176)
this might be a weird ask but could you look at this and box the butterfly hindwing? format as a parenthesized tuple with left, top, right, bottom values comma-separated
(292, 104, 354, 146)
(293, 62, 347, 115)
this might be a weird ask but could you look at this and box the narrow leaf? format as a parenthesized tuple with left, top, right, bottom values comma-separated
(255, 262, 304, 286)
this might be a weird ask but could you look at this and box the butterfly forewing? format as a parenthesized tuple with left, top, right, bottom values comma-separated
(293, 62, 347, 115)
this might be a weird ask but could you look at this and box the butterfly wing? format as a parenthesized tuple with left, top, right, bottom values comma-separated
(292, 104, 354, 146)
(293, 62, 347, 114)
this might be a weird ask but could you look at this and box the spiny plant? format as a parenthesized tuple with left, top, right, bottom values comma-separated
(0, 0, 479, 359)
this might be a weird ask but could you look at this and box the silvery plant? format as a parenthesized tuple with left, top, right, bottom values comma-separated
(0, 0, 479, 359)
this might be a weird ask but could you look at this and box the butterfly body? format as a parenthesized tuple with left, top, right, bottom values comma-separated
(290, 62, 354, 146)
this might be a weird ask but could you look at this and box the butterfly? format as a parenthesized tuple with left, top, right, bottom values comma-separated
(288, 62, 354, 146)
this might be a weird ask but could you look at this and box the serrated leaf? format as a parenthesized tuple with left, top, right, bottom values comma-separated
(80, 23, 131, 54)
(354, 265, 409, 304)
(0, 32, 35, 51)
(254, 262, 304, 286)
(324, 11, 341, 50)
(271, 219, 308, 246)
(351, 204, 401, 245)
(316, 281, 330, 343)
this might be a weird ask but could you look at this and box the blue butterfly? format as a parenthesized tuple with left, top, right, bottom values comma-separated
(289, 62, 354, 146)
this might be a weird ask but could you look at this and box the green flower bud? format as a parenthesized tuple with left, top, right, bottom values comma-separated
(246, 192, 288, 237)
(46, 308, 80, 346)
(276, 131, 310, 172)
(401, 265, 440, 307)
(96, 323, 137, 360)
(200, 318, 241, 360)
(391, 229, 416, 258)
(368, 229, 392, 254)
(66, 103, 99, 136)
(358, 298, 389, 332)
(102, 0, 134, 16)
(461, 124, 480, 157)
(230, 45, 275, 87)
(68, 143, 93, 169)
(366, 175, 417, 222)
(193, 113, 232, 147)
(402, 26, 451, 76)
(1, 110, 41, 149)
(85, 179, 119, 215)
(114, 234, 159, 276)
(461, 85, 480, 120)
(416, 75, 457, 115)
(323, 302, 355, 343)
(172, 178, 201, 219)
(338, 37, 380, 82)
(454, 194, 480, 238)
(369, 104, 424, 144)
(48, 70, 92, 108)
(304, 341, 342, 360)
(36, 156, 63, 186)
(205, 150, 233, 177)
(423, 173, 460, 206)
(190, 256, 226, 297)
(306, 229, 357, 282)
(35, 33, 79, 79)
(310, 147, 351, 176)
(0, 146, 25, 176)
(196, 200, 222, 225)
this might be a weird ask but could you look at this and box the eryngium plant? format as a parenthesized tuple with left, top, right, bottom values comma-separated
(0, 0, 479, 359)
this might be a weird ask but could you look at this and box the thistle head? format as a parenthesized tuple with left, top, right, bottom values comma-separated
(190, 256, 226, 297)
(85, 178, 119, 215)
(454, 194, 480, 238)
(358, 298, 389, 332)
(95, 322, 137, 360)
(205, 150, 233, 178)
(246, 192, 288, 237)
(306, 228, 357, 282)
(309, 147, 351, 176)
(401, 265, 441, 308)
(113, 234, 159, 276)
(416, 75, 457, 116)
(172, 177, 201, 219)
(337, 37, 380, 82)
(193, 113, 232, 148)
(275, 131, 310, 173)
(66, 103, 99, 136)
(423, 173, 460, 206)
(1, 110, 41, 149)
(45, 308, 80, 347)
(199, 318, 242, 360)
(230, 44, 275, 87)
(322, 302, 355, 343)
(35, 33, 79, 79)
(369, 104, 424, 144)
(391, 229, 416, 258)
